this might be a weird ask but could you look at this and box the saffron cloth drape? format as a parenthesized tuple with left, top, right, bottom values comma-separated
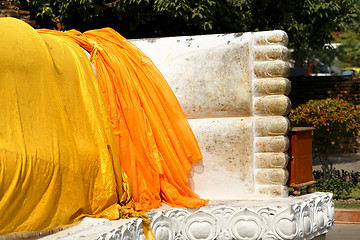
(38, 27, 208, 212)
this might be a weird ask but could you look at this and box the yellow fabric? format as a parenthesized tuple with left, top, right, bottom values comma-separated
(37, 28, 209, 212)
(0, 16, 207, 238)
(0, 18, 133, 237)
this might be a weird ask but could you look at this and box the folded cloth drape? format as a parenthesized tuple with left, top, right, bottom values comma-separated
(0, 16, 207, 238)
(37, 27, 209, 212)
(0, 18, 136, 239)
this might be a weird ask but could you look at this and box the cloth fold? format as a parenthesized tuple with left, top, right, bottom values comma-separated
(0, 17, 207, 238)
(0, 18, 133, 238)
(39, 27, 209, 212)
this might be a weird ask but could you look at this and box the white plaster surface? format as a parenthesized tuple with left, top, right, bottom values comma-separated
(131, 31, 292, 199)
(131, 33, 253, 119)
(188, 117, 253, 199)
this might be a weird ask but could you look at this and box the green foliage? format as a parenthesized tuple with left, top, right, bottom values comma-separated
(254, 0, 357, 51)
(350, 186, 360, 199)
(289, 98, 360, 156)
(313, 177, 354, 199)
(336, 31, 360, 67)
(289, 99, 360, 180)
(153, 0, 216, 31)
(313, 169, 359, 199)
(18, 0, 359, 49)
(19, 0, 222, 36)
(18, 0, 107, 29)
(334, 201, 360, 209)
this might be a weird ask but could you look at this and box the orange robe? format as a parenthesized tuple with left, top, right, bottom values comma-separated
(38, 28, 208, 212)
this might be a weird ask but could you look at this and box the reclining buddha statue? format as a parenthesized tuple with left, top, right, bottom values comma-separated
(0, 17, 207, 239)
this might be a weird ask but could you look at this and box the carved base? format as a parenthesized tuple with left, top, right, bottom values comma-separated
(34, 192, 334, 240)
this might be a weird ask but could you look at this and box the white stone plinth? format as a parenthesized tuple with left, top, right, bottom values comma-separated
(33, 192, 334, 240)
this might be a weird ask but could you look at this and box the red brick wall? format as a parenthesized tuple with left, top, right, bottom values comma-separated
(288, 76, 360, 153)
(0, 0, 36, 26)
(289, 76, 360, 110)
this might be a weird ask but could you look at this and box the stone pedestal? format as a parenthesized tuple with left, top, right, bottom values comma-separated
(32, 30, 334, 240)
(34, 193, 334, 240)
(102, 192, 334, 240)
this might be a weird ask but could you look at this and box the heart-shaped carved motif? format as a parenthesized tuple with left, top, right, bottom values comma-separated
(234, 219, 259, 239)
(188, 221, 213, 239)
(277, 218, 297, 237)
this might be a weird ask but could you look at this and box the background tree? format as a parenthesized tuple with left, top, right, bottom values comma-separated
(19, 0, 359, 65)
(335, 31, 360, 67)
